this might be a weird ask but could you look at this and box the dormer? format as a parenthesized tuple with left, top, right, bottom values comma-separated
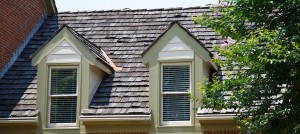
(142, 21, 216, 132)
(30, 25, 114, 130)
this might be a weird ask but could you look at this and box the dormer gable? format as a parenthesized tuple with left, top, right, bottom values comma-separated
(142, 21, 217, 70)
(159, 36, 194, 60)
(31, 25, 113, 74)
(47, 39, 81, 63)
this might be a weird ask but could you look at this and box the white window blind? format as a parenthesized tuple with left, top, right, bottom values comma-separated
(49, 68, 77, 125)
(162, 65, 190, 123)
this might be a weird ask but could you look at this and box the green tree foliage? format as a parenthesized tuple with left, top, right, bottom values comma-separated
(193, 0, 300, 133)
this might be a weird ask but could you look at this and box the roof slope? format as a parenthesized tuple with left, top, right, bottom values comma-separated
(0, 6, 225, 118)
(66, 25, 111, 67)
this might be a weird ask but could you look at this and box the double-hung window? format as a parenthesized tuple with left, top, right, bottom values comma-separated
(49, 67, 78, 127)
(161, 64, 191, 126)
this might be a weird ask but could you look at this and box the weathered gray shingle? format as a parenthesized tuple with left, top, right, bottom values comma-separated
(66, 25, 111, 66)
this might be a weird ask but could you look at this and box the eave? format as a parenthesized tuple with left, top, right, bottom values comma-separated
(197, 114, 236, 123)
(0, 117, 38, 125)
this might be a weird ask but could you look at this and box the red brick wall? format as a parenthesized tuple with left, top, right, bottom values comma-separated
(204, 130, 240, 134)
(88, 132, 148, 134)
(0, 0, 44, 71)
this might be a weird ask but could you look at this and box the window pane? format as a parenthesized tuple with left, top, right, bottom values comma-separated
(162, 64, 190, 122)
(163, 65, 190, 92)
(50, 97, 77, 123)
(51, 68, 77, 95)
(163, 94, 190, 121)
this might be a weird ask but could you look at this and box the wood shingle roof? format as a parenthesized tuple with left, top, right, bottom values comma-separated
(0, 6, 225, 117)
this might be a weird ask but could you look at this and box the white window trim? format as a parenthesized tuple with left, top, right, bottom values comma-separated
(48, 66, 79, 128)
(160, 63, 192, 126)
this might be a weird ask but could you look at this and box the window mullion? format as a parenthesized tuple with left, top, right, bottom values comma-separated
(161, 92, 188, 95)
(50, 94, 77, 97)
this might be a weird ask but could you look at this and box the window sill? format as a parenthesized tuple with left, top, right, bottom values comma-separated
(162, 121, 191, 126)
(157, 125, 195, 128)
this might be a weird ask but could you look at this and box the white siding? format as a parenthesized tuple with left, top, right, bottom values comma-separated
(47, 39, 81, 63)
(203, 62, 211, 78)
(159, 36, 194, 60)
(89, 65, 105, 103)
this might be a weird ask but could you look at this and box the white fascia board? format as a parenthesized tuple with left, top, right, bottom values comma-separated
(0, 117, 38, 124)
(80, 115, 151, 122)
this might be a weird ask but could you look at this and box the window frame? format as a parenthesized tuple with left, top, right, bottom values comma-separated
(48, 66, 79, 128)
(160, 63, 192, 126)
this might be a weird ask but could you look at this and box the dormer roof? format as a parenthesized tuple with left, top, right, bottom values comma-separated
(142, 21, 217, 70)
(30, 25, 113, 74)
(142, 21, 212, 57)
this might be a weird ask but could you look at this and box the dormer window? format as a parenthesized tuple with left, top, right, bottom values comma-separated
(49, 67, 78, 127)
(142, 21, 217, 128)
(162, 64, 191, 125)
(31, 25, 114, 130)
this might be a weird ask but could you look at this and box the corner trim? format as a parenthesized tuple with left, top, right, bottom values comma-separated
(0, 14, 46, 80)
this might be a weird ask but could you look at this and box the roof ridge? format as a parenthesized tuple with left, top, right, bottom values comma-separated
(57, 6, 211, 14)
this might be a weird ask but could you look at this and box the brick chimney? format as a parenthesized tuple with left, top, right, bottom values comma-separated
(0, 0, 56, 76)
